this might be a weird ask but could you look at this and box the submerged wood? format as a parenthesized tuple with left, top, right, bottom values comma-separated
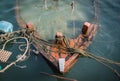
(14, 0, 97, 74)
(14, 0, 120, 79)
(40, 72, 77, 81)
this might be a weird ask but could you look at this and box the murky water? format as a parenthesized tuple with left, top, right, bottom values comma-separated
(19, 0, 87, 40)
(0, 0, 120, 81)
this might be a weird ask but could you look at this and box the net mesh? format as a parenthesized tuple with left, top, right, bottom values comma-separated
(19, 0, 90, 40)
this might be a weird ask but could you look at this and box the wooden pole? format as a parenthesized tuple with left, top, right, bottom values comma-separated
(40, 72, 77, 81)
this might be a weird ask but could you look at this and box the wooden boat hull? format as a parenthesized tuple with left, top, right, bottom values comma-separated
(15, 0, 98, 74)
(32, 40, 80, 73)
(31, 22, 97, 73)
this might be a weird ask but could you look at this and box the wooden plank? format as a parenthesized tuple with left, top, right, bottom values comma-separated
(0, 49, 12, 62)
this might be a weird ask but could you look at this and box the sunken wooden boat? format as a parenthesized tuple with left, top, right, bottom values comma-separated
(15, 0, 98, 73)
(32, 22, 97, 73)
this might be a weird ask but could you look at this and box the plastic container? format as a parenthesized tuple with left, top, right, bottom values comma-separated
(0, 21, 13, 33)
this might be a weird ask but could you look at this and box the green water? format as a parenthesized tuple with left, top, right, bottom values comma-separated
(0, 0, 120, 81)
(0, 65, 2, 70)
(20, 0, 89, 40)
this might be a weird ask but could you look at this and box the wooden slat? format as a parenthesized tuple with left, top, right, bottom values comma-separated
(0, 49, 12, 62)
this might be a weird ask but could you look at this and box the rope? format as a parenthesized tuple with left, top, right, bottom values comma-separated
(31, 34, 120, 78)
(0, 27, 119, 78)
(71, 48, 120, 78)
(0, 37, 29, 73)
(14, 63, 27, 69)
(13, 0, 120, 79)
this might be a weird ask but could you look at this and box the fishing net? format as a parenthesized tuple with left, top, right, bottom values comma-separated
(0, 34, 30, 73)
(17, 0, 120, 78)
(18, 0, 92, 40)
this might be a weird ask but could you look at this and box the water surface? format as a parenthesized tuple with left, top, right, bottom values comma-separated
(0, 0, 120, 81)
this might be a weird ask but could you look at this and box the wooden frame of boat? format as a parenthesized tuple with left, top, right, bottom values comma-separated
(31, 23, 97, 73)
(32, 39, 80, 73)
(15, 0, 98, 74)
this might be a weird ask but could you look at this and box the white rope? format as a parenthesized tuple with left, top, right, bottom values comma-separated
(0, 37, 29, 73)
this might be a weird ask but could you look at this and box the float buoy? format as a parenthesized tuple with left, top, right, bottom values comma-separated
(0, 21, 13, 33)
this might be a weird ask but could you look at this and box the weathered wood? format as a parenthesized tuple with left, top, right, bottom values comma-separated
(40, 72, 77, 81)
(0, 49, 12, 62)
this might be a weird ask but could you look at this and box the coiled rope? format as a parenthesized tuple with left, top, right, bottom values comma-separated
(0, 37, 29, 73)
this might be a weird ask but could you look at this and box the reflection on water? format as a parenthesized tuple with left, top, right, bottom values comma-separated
(0, 0, 120, 81)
